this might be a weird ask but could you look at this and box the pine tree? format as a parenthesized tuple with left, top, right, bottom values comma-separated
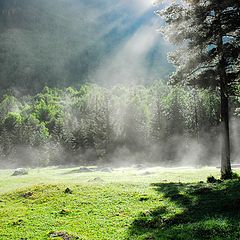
(159, 0, 240, 179)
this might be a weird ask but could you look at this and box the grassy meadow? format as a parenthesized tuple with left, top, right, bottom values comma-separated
(0, 166, 240, 240)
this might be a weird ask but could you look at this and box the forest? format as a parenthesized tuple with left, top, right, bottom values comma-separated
(0, 84, 239, 168)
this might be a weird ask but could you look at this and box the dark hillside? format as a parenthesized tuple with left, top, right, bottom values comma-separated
(0, 0, 173, 93)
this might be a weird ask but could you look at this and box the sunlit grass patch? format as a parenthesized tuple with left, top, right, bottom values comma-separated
(0, 167, 240, 239)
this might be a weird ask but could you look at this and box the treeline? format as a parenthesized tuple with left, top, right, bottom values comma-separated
(0, 84, 239, 167)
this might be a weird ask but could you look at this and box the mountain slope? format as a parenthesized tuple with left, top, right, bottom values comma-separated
(0, 0, 173, 93)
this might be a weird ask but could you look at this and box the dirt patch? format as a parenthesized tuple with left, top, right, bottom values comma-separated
(49, 231, 78, 240)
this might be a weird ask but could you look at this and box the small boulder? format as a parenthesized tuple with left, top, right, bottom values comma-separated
(139, 196, 149, 201)
(49, 231, 77, 240)
(12, 168, 28, 176)
(13, 219, 23, 226)
(140, 171, 152, 176)
(207, 176, 222, 183)
(88, 177, 104, 183)
(78, 167, 93, 173)
(21, 192, 33, 198)
(64, 188, 73, 194)
(59, 209, 71, 215)
(135, 164, 145, 170)
(99, 167, 113, 173)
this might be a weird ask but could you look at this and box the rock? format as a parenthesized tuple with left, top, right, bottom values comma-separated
(88, 177, 104, 183)
(140, 171, 152, 176)
(78, 167, 93, 173)
(11, 168, 28, 176)
(139, 196, 149, 201)
(21, 192, 33, 198)
(64, 188, 73, 194)
(207, 176, 221, 183)
(49, 231, 78, 240)
(135, 164, 145, 170)
(99, 167, 113, 173)
(59, 209, 71, 215)
(13, 219, 23, 226)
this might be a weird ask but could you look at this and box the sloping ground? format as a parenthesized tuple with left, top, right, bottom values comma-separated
(0, 167, 240, 239)
(0, 182, 164, 239)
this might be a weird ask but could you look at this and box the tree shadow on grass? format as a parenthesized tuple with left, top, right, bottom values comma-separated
(127, 180, 240, 240)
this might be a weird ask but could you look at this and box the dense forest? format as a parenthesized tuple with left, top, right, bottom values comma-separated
(0, 84, 239, 168)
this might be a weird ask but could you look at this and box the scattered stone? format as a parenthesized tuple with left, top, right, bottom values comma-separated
(21, 192, 33, 198)
(64, 188, 73, 194)
(11, 168, 28, 176)
(88, 177, 104, 183)
(78, 167, 93, 173)
(139, 196, 149, 201)
(49, 231, 78, 240)
(141, 171, 152, 176)
(13, 219, 23, 225)
(135, 164, 145, 170)
(59, 209, 71, 215)
(207, 176, 222, 183)
(99, 167, 113, 173)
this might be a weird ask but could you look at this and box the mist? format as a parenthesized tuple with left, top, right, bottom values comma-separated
(0, 0, 239, 170)
(0, 84, 239, 169)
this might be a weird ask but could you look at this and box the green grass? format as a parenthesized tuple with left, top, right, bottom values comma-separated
(0, 167, 240, 240)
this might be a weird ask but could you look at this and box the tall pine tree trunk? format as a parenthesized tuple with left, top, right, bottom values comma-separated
(216, 5, 232, 179)
(220, 78, 231, 179)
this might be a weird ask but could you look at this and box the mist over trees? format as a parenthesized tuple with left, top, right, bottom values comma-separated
(0, 84, 239, 168)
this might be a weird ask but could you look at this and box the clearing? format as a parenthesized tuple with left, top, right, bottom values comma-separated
(0, 166, 240, 240)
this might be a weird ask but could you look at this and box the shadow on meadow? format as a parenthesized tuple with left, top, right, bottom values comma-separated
(128, 180, 240, 240)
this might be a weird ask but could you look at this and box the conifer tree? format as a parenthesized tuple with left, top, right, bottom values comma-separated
(159, 0, 240, 178)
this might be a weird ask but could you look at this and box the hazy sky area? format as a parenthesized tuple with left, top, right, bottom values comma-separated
(0, 0, 174, 92)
